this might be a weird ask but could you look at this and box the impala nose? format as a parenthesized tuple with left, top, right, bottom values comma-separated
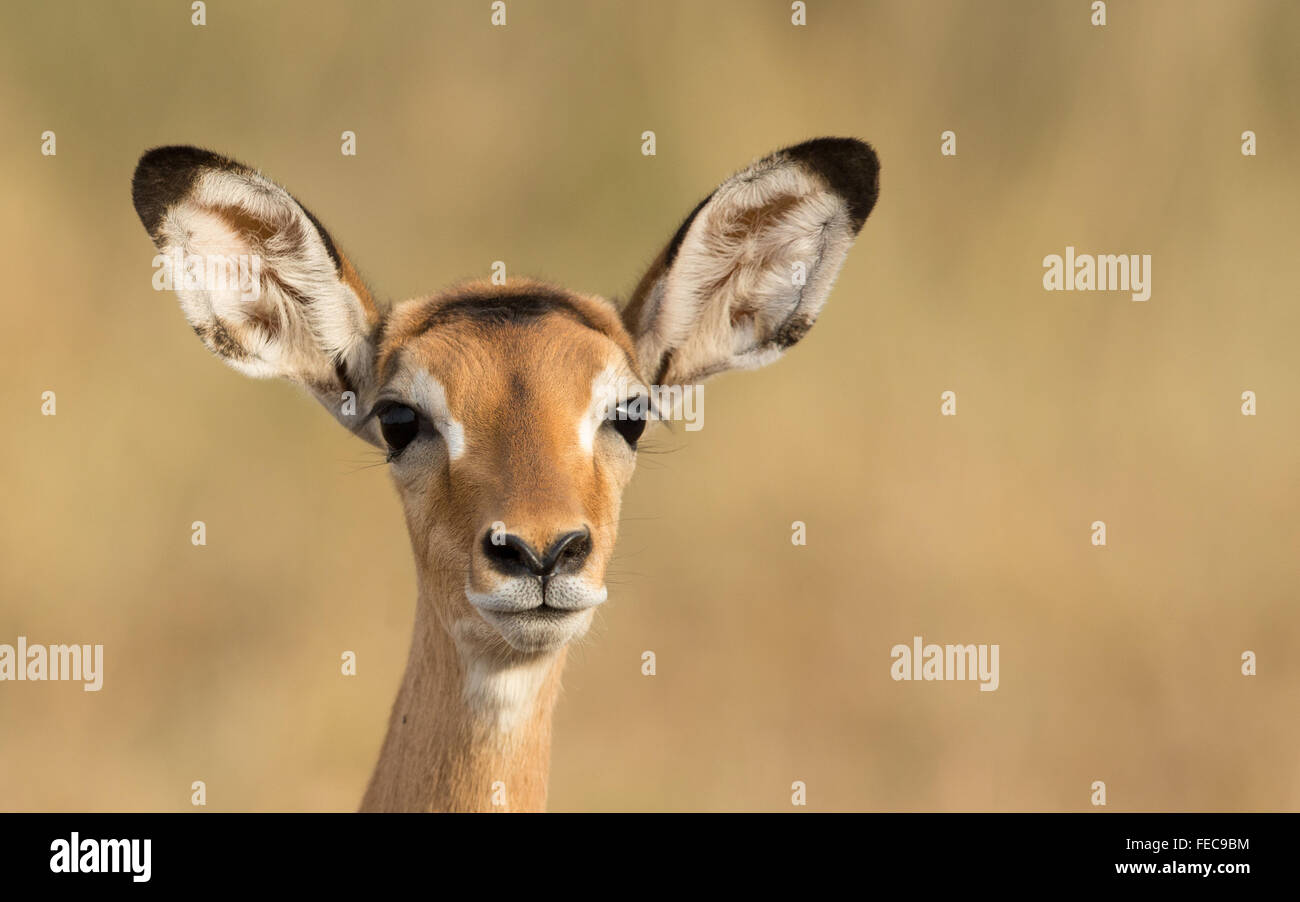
(481, 527, 592, 579)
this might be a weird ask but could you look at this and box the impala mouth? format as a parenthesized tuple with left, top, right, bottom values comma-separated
(469, 598, 600, 616)
(476, 605, 596, 653)
(465, 575, 608, 652)
(466, 577, 608, 614)
(496, 604, 581, 618)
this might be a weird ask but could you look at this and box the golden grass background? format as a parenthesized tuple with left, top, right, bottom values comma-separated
(0, 0, 1296, 811)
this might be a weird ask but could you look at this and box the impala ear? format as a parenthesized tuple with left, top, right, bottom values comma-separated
(132, 145, 384, 442)
(622, 137, 879, 386)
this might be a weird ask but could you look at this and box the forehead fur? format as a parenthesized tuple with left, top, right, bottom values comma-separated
(379, 279, 638, 381)
(374, 282, 643, 455)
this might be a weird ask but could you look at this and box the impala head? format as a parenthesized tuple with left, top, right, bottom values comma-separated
(132, 139, 879, 661)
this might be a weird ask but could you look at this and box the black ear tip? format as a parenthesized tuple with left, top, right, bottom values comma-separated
(785, 137, 881, 231)
(131, 145, 237, 237)
(133, 144, 232, 177)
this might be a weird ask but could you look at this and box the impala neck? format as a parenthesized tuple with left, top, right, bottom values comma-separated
(359, 578, 567, 812)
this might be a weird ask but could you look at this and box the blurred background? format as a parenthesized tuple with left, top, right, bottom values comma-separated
(0, 0, 1296, 811)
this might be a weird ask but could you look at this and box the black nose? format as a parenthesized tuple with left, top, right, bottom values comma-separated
(481, 528, 592, 579)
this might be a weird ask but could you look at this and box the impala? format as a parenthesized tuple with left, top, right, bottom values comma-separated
(131, 137, 880, 811)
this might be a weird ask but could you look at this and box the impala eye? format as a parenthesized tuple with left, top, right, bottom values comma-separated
(608, 397, 649, 448)
(376, 403, 420, 457)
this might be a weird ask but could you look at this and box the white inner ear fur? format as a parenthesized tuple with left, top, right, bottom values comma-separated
(641, 154, 856, 383)
(155, 167, 374, 388)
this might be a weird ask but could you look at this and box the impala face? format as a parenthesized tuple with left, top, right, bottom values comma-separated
(132, 138, 879, 663)
(376, 285, 644, 653)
